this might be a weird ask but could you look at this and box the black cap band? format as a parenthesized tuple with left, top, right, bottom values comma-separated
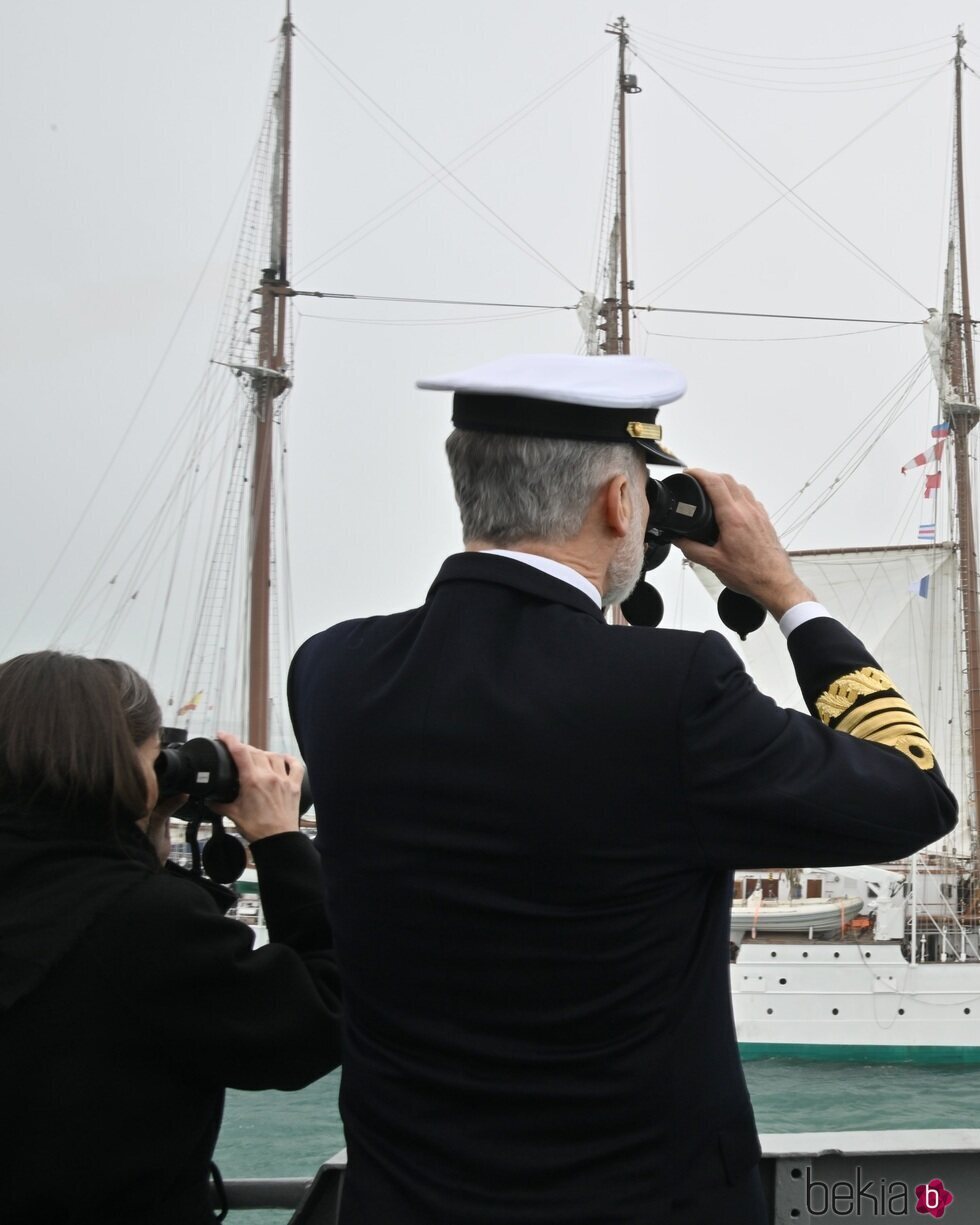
(452, 392, 656, 445)
(451, 391, 683, 466)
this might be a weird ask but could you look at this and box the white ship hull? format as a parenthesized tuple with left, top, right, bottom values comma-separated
(732, 942, 980, 1063)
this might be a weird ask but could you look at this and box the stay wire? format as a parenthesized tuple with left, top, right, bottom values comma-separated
(293, 40, 611, 282)
(629, 36, 950, 90)
(291, 289, 922, 325)
(294, 30, 582, 294)
(637, 65, 947, 304)
(297, 307, 556, 328)
(632, 51, 930, 310)
(776, 357, 933, 539)
(627, 28, 951, 65)
(629, 49, 949, 94)
(636, 320, 905, 343)
(4, 152, 256, 659)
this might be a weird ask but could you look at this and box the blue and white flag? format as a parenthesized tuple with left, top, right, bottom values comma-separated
(909, 574, 930, 598)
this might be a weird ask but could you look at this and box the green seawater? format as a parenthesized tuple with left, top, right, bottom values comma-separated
(214, 1062, 980, 1221)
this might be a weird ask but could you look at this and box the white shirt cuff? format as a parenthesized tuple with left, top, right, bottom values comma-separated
(778, 601, 832, 639)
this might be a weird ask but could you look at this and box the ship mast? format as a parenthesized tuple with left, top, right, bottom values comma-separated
(944, 27, 980, 892)
(601, 17, 641, 355)
(246, 5, 294, 748)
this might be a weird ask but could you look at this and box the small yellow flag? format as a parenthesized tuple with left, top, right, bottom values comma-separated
(177, 690, 204, 716)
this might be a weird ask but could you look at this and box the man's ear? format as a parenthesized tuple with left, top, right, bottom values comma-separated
(603, 474, 630, 539)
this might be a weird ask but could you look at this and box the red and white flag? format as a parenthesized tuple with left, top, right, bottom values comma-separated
(902, 440, 944, 473)
(924, 472, 942, 499)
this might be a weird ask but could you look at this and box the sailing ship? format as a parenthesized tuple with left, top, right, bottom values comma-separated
(695, 32, 980, 1062)
(8, 8, 980, 1059)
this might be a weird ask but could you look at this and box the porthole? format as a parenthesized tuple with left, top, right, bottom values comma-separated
(779, 978, 787, 985)
(833, 952, 840, 959)
(802, 951, 809, 958)
(832, 1008, 839, 1016)
(864, 951, 871, 959)
(770, 951, 778, 958)
(898, 1009, 905, 1016)
(791, 1168, 802, 1180)
(767, 1008, 773, 1015)
(966, 1008, 972, 1016)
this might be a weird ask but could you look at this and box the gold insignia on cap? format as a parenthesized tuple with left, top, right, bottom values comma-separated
(626, 421, 663, 441)
(815, 667, 935, 770)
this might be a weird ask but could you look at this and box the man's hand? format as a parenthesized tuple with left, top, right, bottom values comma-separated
(676, 469, 815, 620)
(207, 731, 305, 843)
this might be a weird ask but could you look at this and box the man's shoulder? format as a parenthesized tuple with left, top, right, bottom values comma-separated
(291, 607, 422, 674)
(304, 607, 419, 644)
(607, 623, 736, 665)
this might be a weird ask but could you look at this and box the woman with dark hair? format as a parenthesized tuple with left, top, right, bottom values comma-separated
(0, 651, 342, 1225)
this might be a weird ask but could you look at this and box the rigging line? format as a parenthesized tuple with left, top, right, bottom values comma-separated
(633, 52, 930, 310)
(637, 67, 947, 304)
(629, 39, 951, 88)
(294, 289, 574, 310)
(784, 359, 932, 516)
(52, 374, 244, 643)
(627, 37, 950, 75)
(627, 28, 951, 64)
(64, 396, 242, 649)
(295, 308, 555, 327)
(147, 426, 205, 679)
(294, 289, 921, 323)
(778, 361, 933, 539)
(773, 355, 930, 518)
(630, 63, 950, 98)
(51, 369, 235, 636)
(5, 162, 258, 660)
(294, 30, 582, 293)
(293, 42, 612, 282)
(636, 307, 921, 324)
(636, 322, 907, 342)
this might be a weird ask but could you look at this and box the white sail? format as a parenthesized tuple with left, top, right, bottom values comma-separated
(691, 544, 969, 856)
(923, 307, 950, 401)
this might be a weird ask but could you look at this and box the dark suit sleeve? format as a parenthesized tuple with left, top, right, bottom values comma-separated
(679, 620, 957, 869)
(111, 832, 342, 1091)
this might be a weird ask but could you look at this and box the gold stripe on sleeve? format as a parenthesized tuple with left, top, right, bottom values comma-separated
(815, 667, 935, 770)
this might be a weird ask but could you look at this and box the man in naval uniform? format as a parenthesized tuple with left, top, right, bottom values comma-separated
(288, 354, 956, 1225)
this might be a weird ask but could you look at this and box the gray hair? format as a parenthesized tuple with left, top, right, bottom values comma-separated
(445, 429, 646, 545)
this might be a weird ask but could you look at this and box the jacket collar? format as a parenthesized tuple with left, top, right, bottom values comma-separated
(428, 552, 607, 623)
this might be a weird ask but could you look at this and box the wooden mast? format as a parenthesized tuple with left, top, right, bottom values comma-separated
(945, 26, 980, 894)
(247, 4, 294, 748)
(602, 17, 640, 355)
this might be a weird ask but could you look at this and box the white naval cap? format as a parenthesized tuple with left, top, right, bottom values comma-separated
(417, 353, 687, 466)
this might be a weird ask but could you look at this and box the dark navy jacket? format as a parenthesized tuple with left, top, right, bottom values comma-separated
(288, 552, 956, 1225)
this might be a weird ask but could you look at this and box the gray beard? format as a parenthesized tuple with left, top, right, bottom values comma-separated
(602, 512, 647, 609)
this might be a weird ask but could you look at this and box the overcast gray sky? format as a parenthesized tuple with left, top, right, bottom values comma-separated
(2, 0, 979, 724)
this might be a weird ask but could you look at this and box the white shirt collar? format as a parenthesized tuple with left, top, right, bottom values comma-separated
(478, 549, 603, 608)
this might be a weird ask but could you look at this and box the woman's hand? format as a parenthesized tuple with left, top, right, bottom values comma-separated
(207, 731, 305, 843)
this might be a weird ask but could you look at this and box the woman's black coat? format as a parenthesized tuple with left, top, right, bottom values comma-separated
(0, 813, 342, 1225)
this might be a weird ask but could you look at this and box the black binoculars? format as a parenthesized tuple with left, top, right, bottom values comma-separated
(155, 735, 312, 884)
(621, 473, 766, 639)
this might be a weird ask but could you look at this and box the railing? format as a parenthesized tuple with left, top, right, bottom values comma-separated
(219, 1132, 980, 1222)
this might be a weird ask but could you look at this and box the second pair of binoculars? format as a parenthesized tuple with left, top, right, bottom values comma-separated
(623, 472, 767, 639)
(154, 734, 313, 884)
